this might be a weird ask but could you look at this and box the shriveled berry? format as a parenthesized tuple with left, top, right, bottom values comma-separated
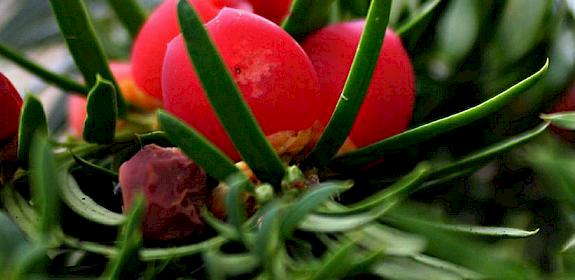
(119, 144, 208, 241)
(162, 8, 322, 160)
(0, 73, 23, 141)
(301, 21, 415, 149)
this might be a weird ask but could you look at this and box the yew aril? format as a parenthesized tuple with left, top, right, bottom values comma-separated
(246, 0, 292, 24)
(162, 8, 322, 160)
(301, 21, 415, 149)
(0, 73, 23, 141)
(131, 0, 253, 103)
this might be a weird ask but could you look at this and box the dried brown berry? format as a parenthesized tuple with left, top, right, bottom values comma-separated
(119, 144, 208, 241)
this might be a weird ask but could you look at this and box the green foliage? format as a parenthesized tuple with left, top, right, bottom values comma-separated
(332, 60, 549, 167)
(83, 76, 117, 144)
(0, 44, 87, 94)
(283, 0, 338, 37)
(17, 95, 48, 168)
(157, 110, 244, 183)
(105, 0, 146, 39)
(3, 0, 575, 278)
(48, 0, 127, 116)
(30, 135, 61, 243)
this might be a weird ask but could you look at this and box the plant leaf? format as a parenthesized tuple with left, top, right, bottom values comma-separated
(371, 255, 480, 280)
(563, 234, 575, 253)
(281, 181, 353, 237)
(105, 0, 147, 38)
(332, 59, 549, 167)
(48, 0, 126, 116)
(396, 0, 442, 37)
(60, 174, 125, 226)
(411, 255, 483, 279)
(493, 0, 549, 65)
(177, 0, 285, 187)
(346, 224, 426, 257)
(140, 236, 226, 261)
(224, 173, 250, 239)
(0, 44, 87, 94)
(72, 153, 119, 180)
(282, 0, 337, 38)
(103, 194, 144, 279)
(308, 241, 358, 280)
(541, 112, 575, 130)
(62, 234, 227, 261)
(429, 122, 549, 180)
(299, 201, 398, 233)
(83, 76, 117, 144)
(385, 210, 537, 280)
(328, 163, 430, 214)
(434, 0, 480, 66)
(426, 224, 539, 239)
(525, 136, 575, 209)
(0, 211, 30, 269)
(157, 110, 242, 183)
(254, 201, 284, 269)
(29, 135, 61, 243)
(204, 250, 260, 279)
(306, 0, 392, 168)
(0, 186, 40, 242)
(17, 95, 48, 168)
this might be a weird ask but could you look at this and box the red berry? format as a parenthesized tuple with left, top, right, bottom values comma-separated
(131, 0, 253, 103)
(0, 73, 23, 141)
(212, 0, 253, 11)
(301, 21, 415, 148)
(119, 144, 208, 241)
(162, 8, 322, 160)
(67, 94, 87, 137)
(246, 0, 292, 24)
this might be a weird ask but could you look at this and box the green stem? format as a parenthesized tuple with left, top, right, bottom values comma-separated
(0, 44, 87, 94)
(106, 0, 147, 39)
(48, 0, 127, 116)
(305, 0, 392, 168)
(282, 0, 337, 38)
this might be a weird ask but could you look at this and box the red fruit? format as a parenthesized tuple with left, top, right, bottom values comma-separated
(119, 144, 208, 241)
(162, 8, 322, 160)
(67, 94, 87, 137)
(67, 62, 159, 137)
(247, 0, 292, 24)
(212, 0, 253, 10)
(301, 21, 415, 148)
(131, 0, 253, 103)
(0, 73, 23, 141)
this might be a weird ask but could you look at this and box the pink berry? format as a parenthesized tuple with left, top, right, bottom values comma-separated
(301, 21, 415, 148)
(162, 8, 322, 160)
(131, 0, 253, 103)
